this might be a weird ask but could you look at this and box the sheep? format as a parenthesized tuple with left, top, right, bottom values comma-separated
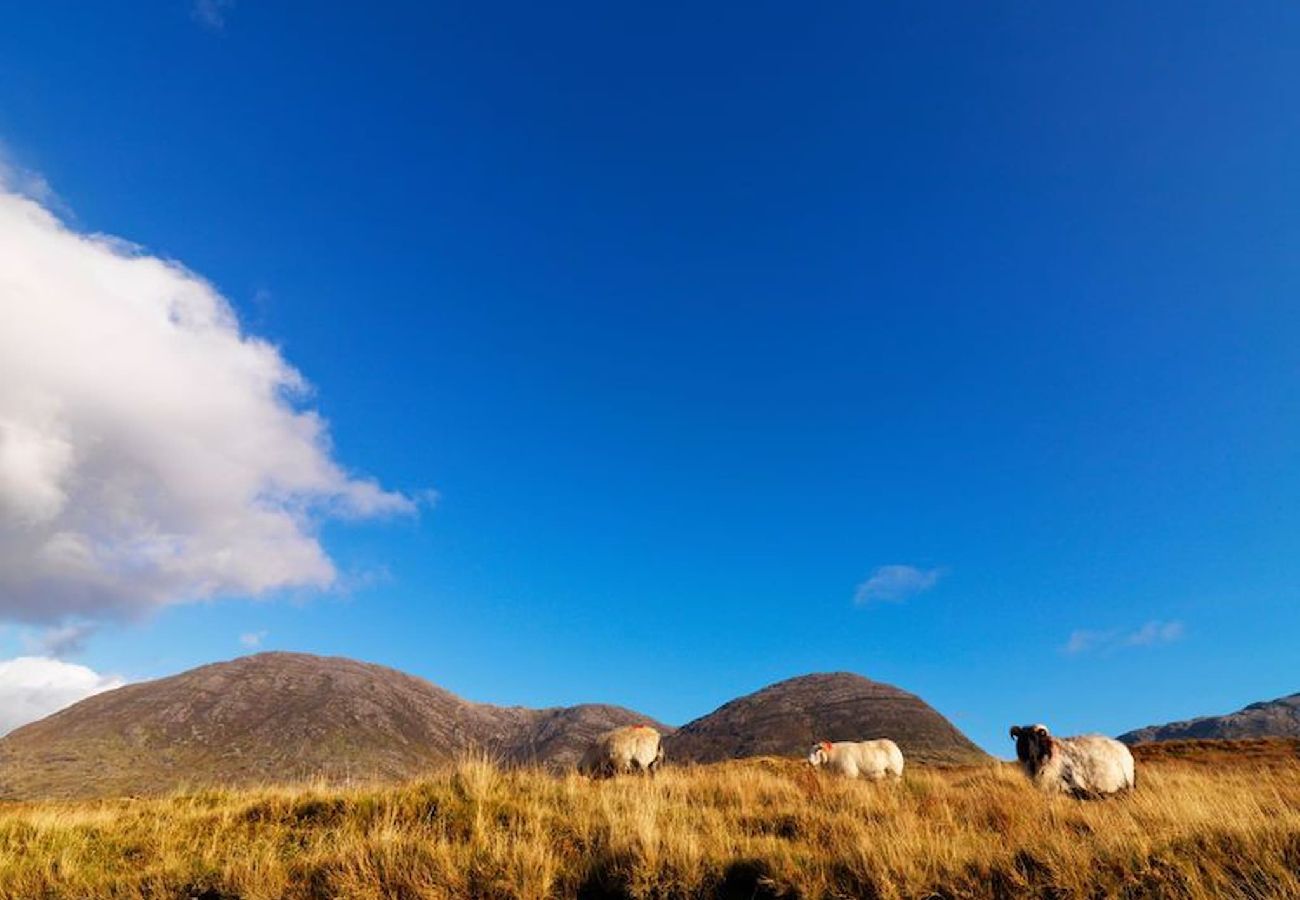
(1009, 724, 1136, 798)
(579, 724, 664, 777)
(807, 739, 905, 780)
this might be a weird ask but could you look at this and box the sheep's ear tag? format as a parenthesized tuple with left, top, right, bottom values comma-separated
(820, 741, 832, 753)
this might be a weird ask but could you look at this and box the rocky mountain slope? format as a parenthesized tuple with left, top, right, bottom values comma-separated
(1119, 692, 1300, 744)
(665, 672, 987, 765)
(0, 652, 664, 798)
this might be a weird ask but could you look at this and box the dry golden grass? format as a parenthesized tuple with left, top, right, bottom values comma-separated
(1, 750, 1298, 899)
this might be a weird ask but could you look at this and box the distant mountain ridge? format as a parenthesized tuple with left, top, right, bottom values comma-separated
(1120, 692, 1300, 744)
(666, 672, 988, 765)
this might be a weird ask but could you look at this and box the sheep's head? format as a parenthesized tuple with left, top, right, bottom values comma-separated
(1009, 724, 1054, 773)
(807, 741, 833, 766)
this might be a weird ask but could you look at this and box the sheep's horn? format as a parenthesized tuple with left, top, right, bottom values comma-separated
(1009, 726, 1022, 739)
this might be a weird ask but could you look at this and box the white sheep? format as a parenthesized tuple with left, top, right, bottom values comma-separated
(579, 725, 664, 777)
(807, 739, 905, 780)
(1009, 724, 1136, 798)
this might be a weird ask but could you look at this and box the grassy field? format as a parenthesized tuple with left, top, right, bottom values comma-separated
(0, 743, 1298, 899)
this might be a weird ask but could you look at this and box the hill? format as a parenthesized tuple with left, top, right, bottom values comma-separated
(0, 658, 988, 799)
(0, 652, 664, 799)
(664, 672, 988, 765)
(1119, 692, 1300, 744)
(1128, 737, 1300, 767)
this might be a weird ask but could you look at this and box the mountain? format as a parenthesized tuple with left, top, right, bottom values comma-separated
(0, 652, 665, 799)
(1119, 692, 1300, 744)
(664, 672, 988, 765)
(0, 658, 988, 799)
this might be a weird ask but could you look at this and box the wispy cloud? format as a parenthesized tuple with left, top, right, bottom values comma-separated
(192, 0, 235, 30)
(23, 622, 95, 658)
(1126, 620, 1187, 647)
(239, 630, 268, 649)
(1064, 620, 1185, 656)
(854, 565, 944, 605)
(0, 147, 59, 209)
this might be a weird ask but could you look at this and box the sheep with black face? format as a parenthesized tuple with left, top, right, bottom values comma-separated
(1010, 723, 1135, 798)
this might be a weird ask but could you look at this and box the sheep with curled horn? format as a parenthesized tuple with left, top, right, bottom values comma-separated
(1009, 724, 1135, 798)
(579, 724, 664, 778)
(807, 739, 904, 780)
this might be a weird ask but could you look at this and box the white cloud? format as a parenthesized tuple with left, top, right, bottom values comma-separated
(1063, 620, 1185, 656)
(854, 565, 944, 605)
(239, 630, 268, 648)
(0, 181, 414, 626)
(0, 656, 125, 735)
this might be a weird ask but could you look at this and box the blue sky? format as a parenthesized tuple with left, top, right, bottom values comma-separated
(1, 3, 1299, 754)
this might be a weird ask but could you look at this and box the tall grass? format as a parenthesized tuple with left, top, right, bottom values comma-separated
(1, 752, 1298, 898)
